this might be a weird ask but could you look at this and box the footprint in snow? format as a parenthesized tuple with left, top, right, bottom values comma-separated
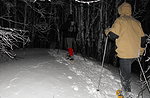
(107, 75, 114, 80)
(68, 76, 73, 79)
(65, 63, 69, 65)
(56, 59, 63, 63)
(71, 85, 79, 91)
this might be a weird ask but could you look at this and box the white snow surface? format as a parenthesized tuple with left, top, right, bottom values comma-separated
(0, 48, 149, 98)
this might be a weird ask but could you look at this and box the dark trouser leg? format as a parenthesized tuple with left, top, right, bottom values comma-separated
(119, 58, 135, 92)
(66, 38, 73, 48)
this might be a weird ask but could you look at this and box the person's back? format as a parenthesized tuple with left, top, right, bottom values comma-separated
(108, 2, 145, 58)
(65, 21, 77, 38)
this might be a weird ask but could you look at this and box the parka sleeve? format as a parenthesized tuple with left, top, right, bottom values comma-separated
(138, 23, 145, 55)
(139, 23, 145, 37)
(109, 18, 121, 36)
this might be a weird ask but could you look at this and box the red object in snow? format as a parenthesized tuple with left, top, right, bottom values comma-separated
(68, 48, 74, 56)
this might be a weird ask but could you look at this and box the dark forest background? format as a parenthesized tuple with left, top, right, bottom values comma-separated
(0, 0, 150, 68)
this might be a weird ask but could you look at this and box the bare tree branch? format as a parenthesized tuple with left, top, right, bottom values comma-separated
(0, 17, 28, 26)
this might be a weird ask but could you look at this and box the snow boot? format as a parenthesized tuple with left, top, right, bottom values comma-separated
(69, 56, 74, 60)
(68, 48, 74, 56)
(67, 48, 74, 60)
(66, 53, 74, 61)
(116, 89, 124, 98)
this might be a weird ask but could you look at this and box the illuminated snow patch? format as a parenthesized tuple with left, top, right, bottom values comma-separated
(68, 76, 73, 79)
(71, 85, 79, 91)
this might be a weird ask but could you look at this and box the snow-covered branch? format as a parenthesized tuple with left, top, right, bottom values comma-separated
(0, 26, 28, 33)
(0, 26, 30, 58)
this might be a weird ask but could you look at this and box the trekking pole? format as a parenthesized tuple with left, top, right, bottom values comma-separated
(97, 36, 108, 91)
(137, 58, 150, 92)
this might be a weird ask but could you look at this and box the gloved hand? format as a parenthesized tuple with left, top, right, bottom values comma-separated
(138, 55, 143, 61)
(104, 28, 110, 36)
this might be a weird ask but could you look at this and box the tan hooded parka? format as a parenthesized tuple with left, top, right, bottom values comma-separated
(107, 2, 145, 58)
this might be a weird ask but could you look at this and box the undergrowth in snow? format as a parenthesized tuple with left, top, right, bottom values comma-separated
(48, 49, 122, 98)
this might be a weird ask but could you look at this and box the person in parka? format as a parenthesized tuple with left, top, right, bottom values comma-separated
(105, 2, 146, 97)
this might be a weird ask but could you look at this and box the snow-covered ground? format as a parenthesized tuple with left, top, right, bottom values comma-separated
(0, 48, 149, 98)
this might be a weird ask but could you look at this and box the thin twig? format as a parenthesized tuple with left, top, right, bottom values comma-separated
(0, 17, 28, 26)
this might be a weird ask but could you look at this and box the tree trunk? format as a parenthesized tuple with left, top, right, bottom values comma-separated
(80, 4, 85, 55)
(14, 0, 17, 28)
(0, 2, 3, 27)
(86, 4, 90, 56)
(24, 4, 27, 30)
(8, 7, 11, 28)
(70, 0, 73, 14)
(31, 3, 35, 48)
(22, 4, 27, 48)
(97, 1, 104, 61)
